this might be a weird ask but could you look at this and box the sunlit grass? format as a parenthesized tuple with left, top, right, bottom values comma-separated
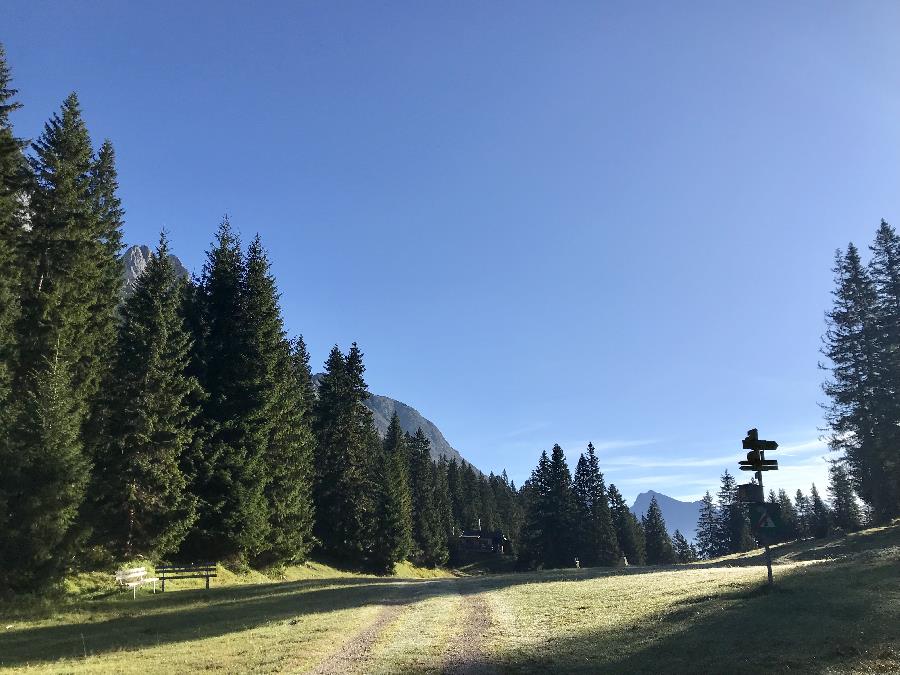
(1, 525, 897, 673)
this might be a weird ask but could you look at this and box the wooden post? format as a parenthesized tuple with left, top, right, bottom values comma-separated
(757, 469, 773, 586)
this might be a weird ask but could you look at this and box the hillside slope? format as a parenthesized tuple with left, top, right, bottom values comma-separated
(311, 373, 469, 466)
(4, 524, 897, 672)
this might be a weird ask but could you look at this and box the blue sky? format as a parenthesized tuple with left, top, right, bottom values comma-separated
(6, 1, 900, 502)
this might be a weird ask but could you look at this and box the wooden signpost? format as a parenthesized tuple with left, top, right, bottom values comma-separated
(736, 428, 780, 586)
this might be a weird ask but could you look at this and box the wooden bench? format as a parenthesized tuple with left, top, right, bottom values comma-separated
(115, 567, 159, 599)
(156, 562, 217, 591)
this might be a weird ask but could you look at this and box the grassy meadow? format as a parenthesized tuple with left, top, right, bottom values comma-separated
(1, 524, 898, 673)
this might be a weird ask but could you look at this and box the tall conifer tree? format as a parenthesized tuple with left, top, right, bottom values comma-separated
(519, 450, 551, 568)
(822, 244, 889, 518)
(543, 444, 576, 568)
(672, 530, 696, 563)
(0, 350, 87, 591)
(714, 470, 753, 555)
(313, 343, 377, 563)
(11, 93, 113, 573)
(408, 428, 447, 566)
(867, 221, 900, 514)
(183, 220, 269, 560)
(93, 234, 200, 558)
(0, 45, 27, 569)
(571, 443, 620, 566)
(0, 43, 25, 420)
(794, 489, 811, 539)
(19, 94, 123, 447)
(243, 236, 316, 564)
(608, 484, 645, 565)
(694, 491, 717, 559)
(809, 484, 832, 538)
(432, 456, 456, 553)
(642, 495, 675, 565)
(371, 413, 414, 572)
(776, 489, 800, 542)
(827, 462, 861, 532)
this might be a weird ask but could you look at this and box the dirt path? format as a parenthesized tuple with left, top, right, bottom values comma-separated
(441, 591, 496, 674)
(306, 590, 421, 675)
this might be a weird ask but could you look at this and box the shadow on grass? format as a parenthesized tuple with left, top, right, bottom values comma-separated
(3, 526, 897, 670)
(0, 564, 719, 667)
(465, 540, 900, 673)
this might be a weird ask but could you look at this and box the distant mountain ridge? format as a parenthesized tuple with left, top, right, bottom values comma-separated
(630, 490, 703, 542)
(310, 375, 470, 467)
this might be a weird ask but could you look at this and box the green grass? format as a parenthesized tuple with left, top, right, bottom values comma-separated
(1, 526, 898, 673)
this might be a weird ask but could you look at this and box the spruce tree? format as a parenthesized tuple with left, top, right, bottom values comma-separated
(446, 457, 464, 534)
(518, 450, 551, 568)
(0, 44, 26, 570)
(16, 93, 96, 407)
(543, 444, 576, 568)
(809, 484, 832, 538)
(715, 470, 754, 555)
(93, 234, 200, 558)
(13, 93, 112, 571)
(868, 221, 900, 515)
(458, 461, 481, 530)
(408, 428, 447, 566)
(672, 530, 696, 563)
(608, 484, 645, 565)
(491, 470, 523, 553)
(478, 475, 499, 531)
(0, 43, 25, 421)
(571, 443, 620, 566)
(694, 491, 717, 559)
(20, 94, 123, 441)
(432, 456, 456, 555)
(827, 462, 861, 532)
(776, 489, 800, 542)
(313, 344, 377, 563)
(0, 350, 88, 591)
(182, 220, 269, 561)
(292, 335, 316, 424)
(82, 140, 124, 447)
(243, 237, 316, 565)
(822, 244, 890, 519)
(642, 495, 675, 565)
(371, 413, 414, 572)
(794, 489, 811, 539)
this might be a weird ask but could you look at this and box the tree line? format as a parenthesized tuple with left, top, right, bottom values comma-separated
(516, 443, 689, 568)
(0, 46, 521, 594)
(821, 222, 900, 524)
(692, 463, 864, 559)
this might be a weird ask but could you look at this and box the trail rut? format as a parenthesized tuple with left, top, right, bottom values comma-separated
(442, 591, 495, 674)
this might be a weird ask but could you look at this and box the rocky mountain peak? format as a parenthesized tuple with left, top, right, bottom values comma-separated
(122, 244, 189, 294)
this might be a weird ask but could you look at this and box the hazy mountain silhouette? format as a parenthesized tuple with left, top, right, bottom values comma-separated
(631, 490, 703, 542)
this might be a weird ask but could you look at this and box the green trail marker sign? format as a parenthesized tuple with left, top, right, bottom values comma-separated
(749, 502, 783, 544)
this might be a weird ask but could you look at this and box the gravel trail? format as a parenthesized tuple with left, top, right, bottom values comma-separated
(441, 591, 496, 674)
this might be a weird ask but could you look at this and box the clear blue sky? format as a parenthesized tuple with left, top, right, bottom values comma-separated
(7, 1, 900, 502)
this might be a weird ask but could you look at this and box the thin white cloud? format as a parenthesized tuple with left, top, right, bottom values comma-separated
(591, 439, 660, 451)
(492, 422, 552, 441)
(613, 475, 713, 487)
(603, 454, 734, 469)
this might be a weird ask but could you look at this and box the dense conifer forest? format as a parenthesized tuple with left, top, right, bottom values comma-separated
(0, 43, 897, 595)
